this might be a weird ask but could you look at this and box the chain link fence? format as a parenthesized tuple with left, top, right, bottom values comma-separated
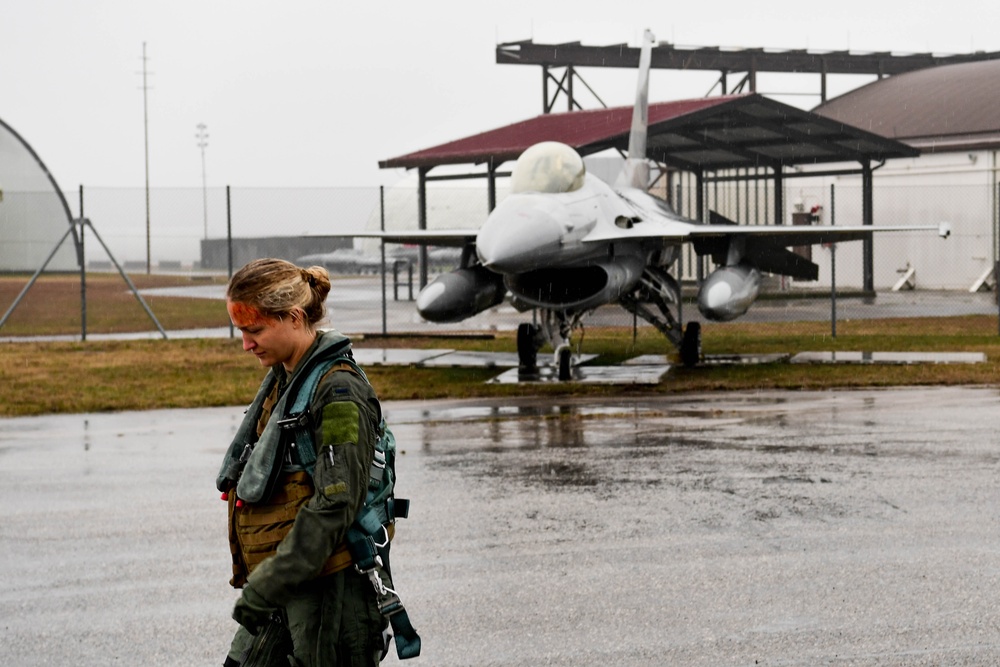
(2, 179, 998, 336)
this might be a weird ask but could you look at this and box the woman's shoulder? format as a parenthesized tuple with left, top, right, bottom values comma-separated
(313, 361, 377, 407)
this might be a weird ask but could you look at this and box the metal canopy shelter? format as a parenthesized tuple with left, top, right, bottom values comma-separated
(380, 93, 918, 291)
(496, 39, 1000, 109)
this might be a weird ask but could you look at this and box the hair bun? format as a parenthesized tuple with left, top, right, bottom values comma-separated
(301, 268, 316, 287)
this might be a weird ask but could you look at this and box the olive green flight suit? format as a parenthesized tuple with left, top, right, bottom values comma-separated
(222, 332, 387, 667)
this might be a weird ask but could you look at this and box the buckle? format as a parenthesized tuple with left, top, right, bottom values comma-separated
(276, 412, 308, 430)
(371, 525, 390, 549)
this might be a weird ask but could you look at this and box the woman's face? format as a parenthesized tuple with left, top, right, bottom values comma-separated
(227, 300, 305, 370)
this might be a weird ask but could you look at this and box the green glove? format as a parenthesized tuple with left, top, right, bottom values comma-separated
(232, 584, 277, 636)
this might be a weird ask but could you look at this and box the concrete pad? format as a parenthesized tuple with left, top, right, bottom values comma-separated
(791, 350, 987, 365)
(625, 353, 791, 366)
(350, 347, 453, 366)
(420, 350, 521, 369)
(489, 360, 669, 385)
(703, 352, 792, 365)
(622, 354, 672, 365)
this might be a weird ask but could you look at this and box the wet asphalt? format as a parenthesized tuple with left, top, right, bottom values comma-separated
(2, 387, 1000, 666)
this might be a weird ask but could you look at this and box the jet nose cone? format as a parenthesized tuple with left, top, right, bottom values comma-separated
(476, 195, 563, 273)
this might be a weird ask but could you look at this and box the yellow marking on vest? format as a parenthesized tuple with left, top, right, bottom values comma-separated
(323, 482, 348, 496)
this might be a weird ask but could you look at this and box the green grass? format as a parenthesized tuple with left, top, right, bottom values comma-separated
(2, 273, 999, 417)
(0, 273, 230, 335)
(3, 318, 998, 417)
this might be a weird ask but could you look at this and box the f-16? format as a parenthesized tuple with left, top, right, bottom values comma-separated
(354, 30, 950, 379)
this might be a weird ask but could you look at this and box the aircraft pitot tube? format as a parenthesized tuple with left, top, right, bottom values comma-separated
(697, 263, 761, 322)
(416, 265, 507, 322)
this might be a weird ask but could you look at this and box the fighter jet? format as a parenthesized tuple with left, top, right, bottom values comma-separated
(358, 30, 950, 379)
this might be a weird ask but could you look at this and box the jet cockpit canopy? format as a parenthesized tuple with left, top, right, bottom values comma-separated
(510, 141, 586, 194)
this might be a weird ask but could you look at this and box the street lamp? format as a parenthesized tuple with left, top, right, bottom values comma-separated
(196, 123, 209, 239)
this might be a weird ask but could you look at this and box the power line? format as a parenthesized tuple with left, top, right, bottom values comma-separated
(139, 42, 153, 274)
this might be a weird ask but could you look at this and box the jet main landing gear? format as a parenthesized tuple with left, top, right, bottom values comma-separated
(517, 322, 543, 374)
(680, 322, 701, 368)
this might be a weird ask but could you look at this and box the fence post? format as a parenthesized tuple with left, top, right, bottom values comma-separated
(227, 185, 233, 339)
(380, 185, 387, 336)
(79, 185, 87, 341)
(830, 183, 837, 338)
(393, 262, 399, 302)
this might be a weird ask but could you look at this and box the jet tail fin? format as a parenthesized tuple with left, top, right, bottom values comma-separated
(617, 29, 655, 190)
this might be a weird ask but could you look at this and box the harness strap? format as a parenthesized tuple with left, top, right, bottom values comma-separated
(385, 602, 422, 659)
(346, 530, 422, 660)
(278, 352, 420, 658)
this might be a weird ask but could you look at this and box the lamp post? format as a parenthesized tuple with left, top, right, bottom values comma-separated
(196, 123, 209, 240)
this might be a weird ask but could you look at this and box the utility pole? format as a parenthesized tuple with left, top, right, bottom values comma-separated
(196, 123, 209, 239)
(140, 42, 152, 274)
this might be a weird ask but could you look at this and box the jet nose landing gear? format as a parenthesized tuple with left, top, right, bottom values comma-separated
(554, 344, 573, 381)
(515, 314, 579, 381)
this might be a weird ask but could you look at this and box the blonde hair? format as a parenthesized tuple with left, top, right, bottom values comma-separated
(227, 258, 331, 327)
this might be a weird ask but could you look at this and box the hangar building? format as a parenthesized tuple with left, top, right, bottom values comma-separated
(810, 59, 1000, 291)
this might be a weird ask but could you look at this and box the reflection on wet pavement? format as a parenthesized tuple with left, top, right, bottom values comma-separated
(387, 389, 1000, 528)
(4, 387, 1000, 665)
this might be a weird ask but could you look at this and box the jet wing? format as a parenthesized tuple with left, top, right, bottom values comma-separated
(582, 220, 952, 246)
(308, 230, 477, 247)
(686, 221, 952, 247)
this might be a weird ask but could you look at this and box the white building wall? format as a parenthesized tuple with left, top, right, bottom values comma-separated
(788, 150, 999, 290)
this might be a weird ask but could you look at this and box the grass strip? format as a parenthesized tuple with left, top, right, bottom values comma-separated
(2, 316, 998, 417)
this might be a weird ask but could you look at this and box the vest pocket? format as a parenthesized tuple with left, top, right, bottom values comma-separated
(233, 472, 313, 573)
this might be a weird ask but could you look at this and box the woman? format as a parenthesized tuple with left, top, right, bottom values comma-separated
(217, 258, 386, 666)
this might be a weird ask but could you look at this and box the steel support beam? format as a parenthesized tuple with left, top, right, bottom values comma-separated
(862, 162, 874, 292)
(418, 167, 428, 288)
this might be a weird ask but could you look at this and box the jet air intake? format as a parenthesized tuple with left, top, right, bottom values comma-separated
(697, 263, 761, 322)
(505, 256, 646, 311)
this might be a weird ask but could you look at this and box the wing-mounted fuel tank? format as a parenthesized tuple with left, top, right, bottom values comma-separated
(416, 265, 507, 322)
(505, 255, 646, 311)
(697, 262, 761, 322)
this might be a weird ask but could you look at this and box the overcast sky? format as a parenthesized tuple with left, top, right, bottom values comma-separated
(3, 0, 1000, 192)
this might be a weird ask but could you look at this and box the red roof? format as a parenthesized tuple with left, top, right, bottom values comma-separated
(380, 97, 740, 169)
(380, 93, 918, 171)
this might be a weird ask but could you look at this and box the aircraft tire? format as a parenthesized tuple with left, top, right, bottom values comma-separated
(557, 346, 572, 381)
(517, 323, 540, 371)
(680, 322, 702, 368)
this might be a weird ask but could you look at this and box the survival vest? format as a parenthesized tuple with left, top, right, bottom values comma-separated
(219, 333, 421, 660)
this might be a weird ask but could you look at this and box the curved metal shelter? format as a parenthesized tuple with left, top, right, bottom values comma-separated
(0, 116, 164, 338)
(0, 116, 79, 272)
